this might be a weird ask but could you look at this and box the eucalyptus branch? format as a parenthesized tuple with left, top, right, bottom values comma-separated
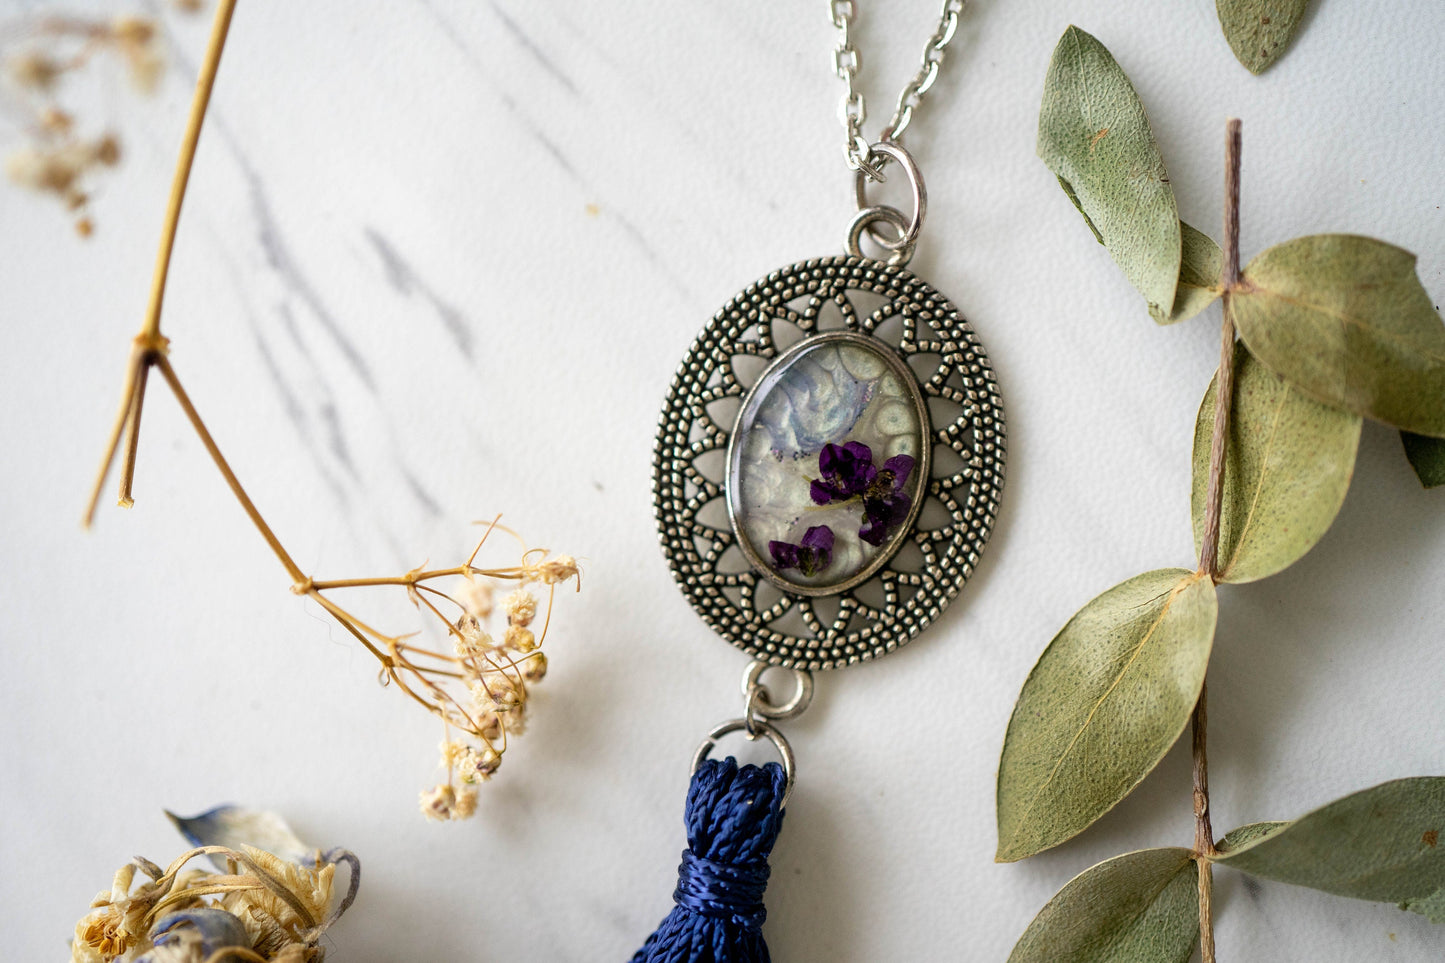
(1012, 27, 1445, 961)
(1192, 116, 1243, 963)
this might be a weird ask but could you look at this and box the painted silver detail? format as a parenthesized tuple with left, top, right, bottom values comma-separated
(653, 255, 1006, 670)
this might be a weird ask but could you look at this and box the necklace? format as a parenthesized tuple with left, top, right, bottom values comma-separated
(637, 4, 1004, 957)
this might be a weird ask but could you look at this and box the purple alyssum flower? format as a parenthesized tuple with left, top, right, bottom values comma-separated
(810, 441, 877, 505)
(808, 443, 917, 547)
(859, 454, 916, 546)
(769, 524, 835, 577)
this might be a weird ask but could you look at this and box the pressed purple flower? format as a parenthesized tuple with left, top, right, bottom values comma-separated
(768, 524, 835, 577)
(810, 441, 877, 504)
(859, 454, 916, 546)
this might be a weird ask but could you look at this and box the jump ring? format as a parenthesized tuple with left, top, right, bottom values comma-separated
(846, 206, 915, 267)
(691, 717, 797, 809)
(740, 660, 814, 720)
(853, 141, 927, 250)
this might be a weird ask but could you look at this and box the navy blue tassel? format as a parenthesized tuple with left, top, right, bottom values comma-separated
(631, 758, 787, 963)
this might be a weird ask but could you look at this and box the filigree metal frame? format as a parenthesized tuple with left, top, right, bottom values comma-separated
(654, 256, 1005, 670)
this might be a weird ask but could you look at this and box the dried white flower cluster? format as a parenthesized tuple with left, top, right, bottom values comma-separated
(1, 5, 205, 233)
(418, 556, 577, 822)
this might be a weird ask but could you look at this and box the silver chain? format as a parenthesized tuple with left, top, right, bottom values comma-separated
(831, 0, 965, 176)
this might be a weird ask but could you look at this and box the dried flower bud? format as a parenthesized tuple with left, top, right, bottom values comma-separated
(476, 710, 503, 741)
(458, 577, 494, 619)
(453, 615, 493, 659)
(453, 787, 478, 819)
(113, 18, 164, 93)
(4, 50, 62, 91)
(532, 554, 579, 584)
(458, 745, 501, 784)
(6, 146, 78, 194)
(503, 589, 537, 627)
(94, 134, 121, 167)
(475, 670, 523, 711)
(504, 624, 536, 653)
(40, 107, 74, 134)
(519, 651, 548, 683)
(499, 702, 528, 737)
(172, 0, 205, 12)
(419, 784, 457, 821)
(438, 739, 467, 768)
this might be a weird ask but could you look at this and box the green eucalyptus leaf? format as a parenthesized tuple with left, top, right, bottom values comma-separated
(1191, 351, 1361, 583)
(1402, 432, 1445, 488)
(1232, 234, 1445, 436)
(1039, 26, 1180, 317)
(1151, 223, 1224, 325)
(996, 570, 1218, 862)
(1212, 777, 1445, 922)
(1057, 174, 1105, 245)
(1217, 821, 1290, 853)
(1008, 848, 1199, 963)
(1216, 0, 1312, 75)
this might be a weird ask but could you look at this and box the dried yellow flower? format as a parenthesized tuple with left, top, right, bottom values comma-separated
(220, 847, 333, 952)
(454, 787, 478, 819)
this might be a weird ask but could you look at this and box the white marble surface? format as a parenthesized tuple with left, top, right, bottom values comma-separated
(2, 1, 1444, 959)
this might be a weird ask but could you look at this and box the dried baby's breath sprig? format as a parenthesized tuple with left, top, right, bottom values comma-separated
(301, 525, 577, 817)
(80, 0, 580, 820)
(0, 4, 206, 234)
(70, 844, 358, 963)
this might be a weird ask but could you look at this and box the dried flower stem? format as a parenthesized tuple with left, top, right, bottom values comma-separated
(1192, 117, 1242, 963)
(77, 0, 576, 801)
(84, 0, 238, 524)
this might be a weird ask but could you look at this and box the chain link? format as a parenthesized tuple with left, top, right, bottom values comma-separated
(831, 0, 966, 175)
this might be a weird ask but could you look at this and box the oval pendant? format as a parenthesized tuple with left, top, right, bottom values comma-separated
(654, 256, 1005, 669)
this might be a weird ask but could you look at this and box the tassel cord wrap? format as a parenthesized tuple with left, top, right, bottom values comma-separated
(632, 758, 788, 963)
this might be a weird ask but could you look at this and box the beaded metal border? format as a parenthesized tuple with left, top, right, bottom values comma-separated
(653, 255, 1005, 670)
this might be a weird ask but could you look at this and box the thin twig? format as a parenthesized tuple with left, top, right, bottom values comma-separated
(141, 0, 238, 342)
(82, 0, 237, 526)
(152, 353, 307, 584)
(1193, 117, 1243, 963)
(117, 362, 149, 507)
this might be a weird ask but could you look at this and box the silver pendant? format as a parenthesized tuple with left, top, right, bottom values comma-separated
(654, 254, 1005, 669)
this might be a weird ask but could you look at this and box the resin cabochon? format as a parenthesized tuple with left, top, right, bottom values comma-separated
(654, 255, 1005, 670)
(728, 335, 927, 592)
